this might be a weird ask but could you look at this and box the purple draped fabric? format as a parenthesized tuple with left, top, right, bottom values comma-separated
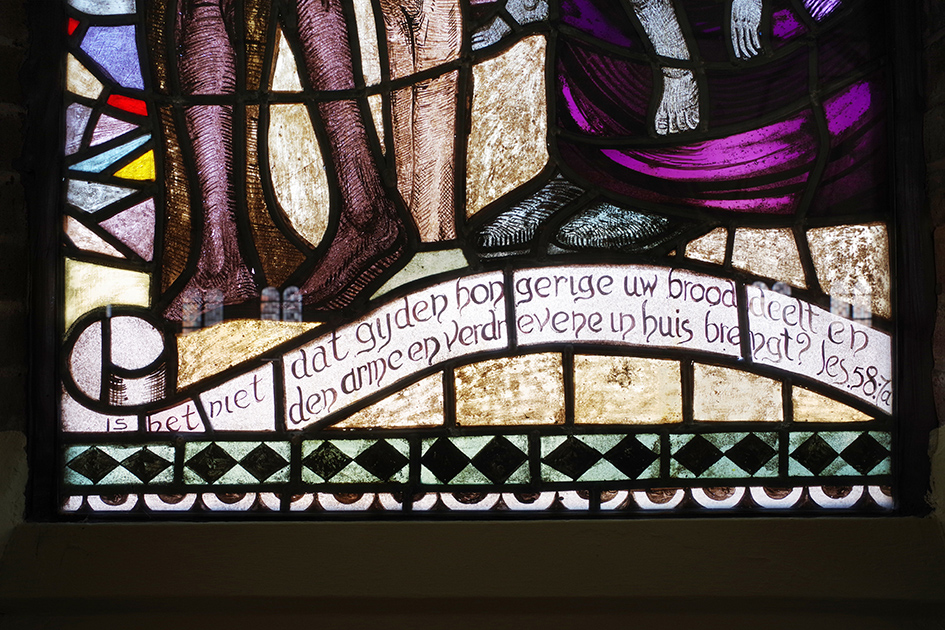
(553, 0, 885, 217)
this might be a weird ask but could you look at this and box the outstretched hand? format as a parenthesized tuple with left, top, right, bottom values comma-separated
(656, 67, 700, 135)
(731, 0, 763, 59)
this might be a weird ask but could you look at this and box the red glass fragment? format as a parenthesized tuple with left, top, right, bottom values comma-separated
(67, 18, 79, 35)
(107, 94, 148, 116)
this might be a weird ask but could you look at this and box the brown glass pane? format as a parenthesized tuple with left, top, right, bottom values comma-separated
(455, 353, 565, 425)
(245, 104, 307, 286)
(574, 355, 682, 424)
(466, 35, 548, 218)
(693, 363, 782, 422)
(159, 105, 192, 293)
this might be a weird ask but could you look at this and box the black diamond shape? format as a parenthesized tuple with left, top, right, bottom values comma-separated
(725, 434, 777, 475)
(840, 433, 888, 475)
(302, 442, 352, 481)
(791, 435, 838, 475)
(542, 436, 601, 480)
(67, 446, 119, 484)
(471, 436, 528, 484)
(186, 443, 238, 483)
(240, 443, 288, 482)
(673, 435, 723, 476)
(604, 436, 658, 479)
(121, 448, 171, 483)
(421, 438, 469, 483)
(355, 440, 409, 481)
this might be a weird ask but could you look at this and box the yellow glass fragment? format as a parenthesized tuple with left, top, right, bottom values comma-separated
(574, 355, 682, 424)
(693, 363, 782, 422)
(807, 223, 890, 319)
(267, 103, 330, 248)
(732, 228, 806, 288)
(114, 150, 155, 181)
(793, 386, 872, 422)
(177, 319, 318, 390)
(372, 248, 468, 298)
(367, 92, 386, 153)
(455, 353, 565, 425)
(271, 27, 303, 92)
(686, 227, 727, 265)
(330, 373, 444, 429)
(353, 0, 382, 86)
(63, 216, 122, 258)
(466, 35, 548, 217)
(66, 54, 103, 100)
(64, 258, 149, 331)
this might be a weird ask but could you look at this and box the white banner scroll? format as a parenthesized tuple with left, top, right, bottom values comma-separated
(513, 265, 741, 357)
(283, 272, 508, 429)
(746, 285, 892, 413)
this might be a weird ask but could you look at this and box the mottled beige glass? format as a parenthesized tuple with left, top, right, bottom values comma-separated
(114, 150, 155, 181)
(64, 258, 150, 331)
(793, 386, 872, 422)
(267, 103, 330, 248)
(330, 372, 444, 429)
(732, 228, 806, 288)
(574, 355, 682, 424)
(693, 363, 782, 422)
(64, 216, 122, 258)
(66, 54, 103, 99)
(367, 93, 386, 153)
(271, 27, 302, 92)
(177, 319, 317, 389)
(807, 223, 890, 319)
(685, 227, 727, 265)
(466, 35, 548, 218)
(372, 248, 468, 298)
(353, 0, 382, 86)
(456, 353, 565, 425)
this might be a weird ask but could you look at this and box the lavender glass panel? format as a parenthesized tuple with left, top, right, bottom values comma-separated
(65, 103, 92, 155)
(99, 198, 155, 260)
(91, 114, 138, 146)
(81, 25, 144, 90)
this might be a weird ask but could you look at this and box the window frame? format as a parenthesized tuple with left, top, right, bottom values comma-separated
(21, 0, 937, 521)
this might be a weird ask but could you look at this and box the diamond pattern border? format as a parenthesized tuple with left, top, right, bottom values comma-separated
(184, 442, 290, 485)
(64, 444, 174, 485)
(62, 431, 892, 491)
(670, 433, 778, 479)
(789, 431, 891, 477)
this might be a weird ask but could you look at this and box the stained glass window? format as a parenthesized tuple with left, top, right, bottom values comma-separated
(48, 0, 925, 518)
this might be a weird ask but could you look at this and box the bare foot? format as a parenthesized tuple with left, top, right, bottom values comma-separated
(656, 67, 700, 135)
(298, 204, 407, 310)
(731, 0, 763, 59)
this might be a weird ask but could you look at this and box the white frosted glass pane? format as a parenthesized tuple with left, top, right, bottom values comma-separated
(146, 399, 204, 432)
(513, 265, 740, 356)
(110, 315, 163, 370)
(61, 390, 135, 433)
(199, 364, 276, 431)
(284, 272, 506, 429)
(746, 284, 892, 413)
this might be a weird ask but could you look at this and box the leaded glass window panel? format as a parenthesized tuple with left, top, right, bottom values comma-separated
(48, 0, 924, 517)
